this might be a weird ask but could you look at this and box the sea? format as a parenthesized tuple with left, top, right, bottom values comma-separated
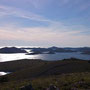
(0, 46, 90, 76)
(0, 50, 90, 62)
(0, 46, 90, 62)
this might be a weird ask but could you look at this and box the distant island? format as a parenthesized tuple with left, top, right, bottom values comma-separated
(0, 47, 27, 53)
(0, 46, 90, 55)
(23, 46, 90, 55)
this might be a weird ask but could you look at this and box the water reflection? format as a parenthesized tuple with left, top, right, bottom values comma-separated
(0, 72, 7, 76)
(0, 52, 90, 62)
(34, 52, 90, 61)
(0, 53, 35, 62)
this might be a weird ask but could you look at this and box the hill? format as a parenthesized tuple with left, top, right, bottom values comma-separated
(0, 58, 90, 89)
(0, 58, 90, 80)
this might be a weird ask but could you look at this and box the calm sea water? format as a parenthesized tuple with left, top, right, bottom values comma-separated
(0, 52, 90, 62)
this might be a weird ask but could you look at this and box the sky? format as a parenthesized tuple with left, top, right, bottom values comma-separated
(0, 0, 90, 47)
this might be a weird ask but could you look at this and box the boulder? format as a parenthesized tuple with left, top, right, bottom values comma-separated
(20, 84, 34, 90)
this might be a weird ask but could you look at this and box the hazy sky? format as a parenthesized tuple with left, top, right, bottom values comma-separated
(0, 0, 90, 47)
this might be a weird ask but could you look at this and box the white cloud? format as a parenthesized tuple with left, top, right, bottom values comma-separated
(0, 3, 90, 46)
(0, 26, 89, 46)
(0, 5, 52, 22)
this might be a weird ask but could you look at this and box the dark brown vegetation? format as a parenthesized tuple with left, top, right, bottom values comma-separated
(0, 58, 90, 89)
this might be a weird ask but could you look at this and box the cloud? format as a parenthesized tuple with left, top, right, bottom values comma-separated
(0, 4, 64, 27)
(0, 5, 72, 32)
(0, 4, 90, 36)
(0, 3, 90, 46)
(0, 26, 89, 42)
(0, 26, 90, 47)
(0, 5, 50, 22)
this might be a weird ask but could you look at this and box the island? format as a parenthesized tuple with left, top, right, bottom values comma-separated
(0, 47, 27, 53)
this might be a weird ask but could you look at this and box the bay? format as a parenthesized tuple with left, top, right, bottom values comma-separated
(0, 52, 90, 62)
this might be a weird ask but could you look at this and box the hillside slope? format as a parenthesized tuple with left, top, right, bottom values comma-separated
(0, 59, 90, 89)
(1, 59, 89, 80)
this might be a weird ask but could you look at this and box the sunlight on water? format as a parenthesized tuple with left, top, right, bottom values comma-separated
(0, 53, 36, 62)
(0, 72, 7, 76)
(0, 52, 90, 62)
